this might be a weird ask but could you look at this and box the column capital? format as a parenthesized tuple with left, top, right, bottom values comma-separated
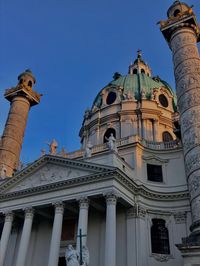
(105, 193, 117, 205)
(3, 210, 14, 222)
(24, 207, 34, 219)
(79, 197, 90, 209)
(53, 201, 64, 214)
(126, 207, 137, 219)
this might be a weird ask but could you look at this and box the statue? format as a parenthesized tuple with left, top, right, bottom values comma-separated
(65, 245, 80, 266)
(84, 142, 93, 158)
(41, 149, 46, 156)
(141, 89, 146, 99)
(107, 133, 118, 152)
(47, 139, 58, 155)
(0, 165, 7, 179)
(58, 147, 67, 158)
(82, 246, 89, 266)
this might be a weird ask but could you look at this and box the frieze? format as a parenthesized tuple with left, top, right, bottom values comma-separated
(182, 127, 200, 155)
(185, 152, 200, 176)
(178, 89, 200, 114)
(185, 147, 200, 176)
(191, 196, 200, 223)
(176, 74, 200, 100)
(173, 45, 199, 67)
(181, 108, 200, 133)
(175, 59, 200, 82)
(171, 32, 196, 53)
(188, 171, 200, 200)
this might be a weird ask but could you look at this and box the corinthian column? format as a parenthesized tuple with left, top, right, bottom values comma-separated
(16, 208, 34, 266)
(0, 211, 14, 266)
(48, 202, 64, 266)
(104, 193, 117, 266)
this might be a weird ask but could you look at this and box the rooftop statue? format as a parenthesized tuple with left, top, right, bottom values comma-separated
(47, 139, 58, 155)
(84, 142, 93, 158)
(0, 165, 7, 179)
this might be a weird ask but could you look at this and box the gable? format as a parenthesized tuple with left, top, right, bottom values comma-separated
(0, 155, 114, 194)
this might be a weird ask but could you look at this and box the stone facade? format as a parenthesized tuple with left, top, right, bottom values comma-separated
(1, 1, 200, 266)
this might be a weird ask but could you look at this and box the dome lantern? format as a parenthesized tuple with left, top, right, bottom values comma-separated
(129, 50, 152, 77)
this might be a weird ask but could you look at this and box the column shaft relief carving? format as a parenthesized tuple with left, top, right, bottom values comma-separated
(171, 27, 200, 227)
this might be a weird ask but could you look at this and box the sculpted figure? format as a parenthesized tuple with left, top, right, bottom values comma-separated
(65, 245, 80, 266)
(84, 142, 93, 158)
(47, 139, 58, 155)
(82, 246, 89, 266)
(107, 133, 118, 152)
(0, 165, 7, 178)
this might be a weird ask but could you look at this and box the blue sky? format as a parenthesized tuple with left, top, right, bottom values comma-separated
(0, 0, 200, 164)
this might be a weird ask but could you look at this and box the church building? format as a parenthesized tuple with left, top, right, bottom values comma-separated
(0, 1, 200, 266)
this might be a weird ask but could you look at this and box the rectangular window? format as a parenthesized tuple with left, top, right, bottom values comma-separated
(147, 164, 163, 182)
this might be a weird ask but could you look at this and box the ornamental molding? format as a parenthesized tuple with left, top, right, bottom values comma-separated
(142, 155, 169, 164)
(126, 205, 146, 219)
(0, 159, 189, 203)
(174, 211, 187, 224)
(151, 253, 173, 262)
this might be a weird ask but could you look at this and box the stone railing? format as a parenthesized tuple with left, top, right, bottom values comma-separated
(141, 139, 181, 150)
(66, 135, 181, 159)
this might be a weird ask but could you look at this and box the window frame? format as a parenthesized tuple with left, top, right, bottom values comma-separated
(147, 163, 163, 183)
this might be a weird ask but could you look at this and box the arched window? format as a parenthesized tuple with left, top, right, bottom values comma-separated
(151, 219, 170, 254)
(28, 80, 33, 87)
(103, 128, 116, 143)
(174, 9, 180, 17)
(141, 69, 145, 74)
(133, 69, 137, 74)
(162, 131, 173, 142)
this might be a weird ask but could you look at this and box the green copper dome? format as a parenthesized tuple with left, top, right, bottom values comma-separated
(111, 73, 174, 99)
(92, 72, 177, 111)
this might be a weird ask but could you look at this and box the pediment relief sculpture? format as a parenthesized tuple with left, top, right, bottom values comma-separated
(5, 163, 93, 193)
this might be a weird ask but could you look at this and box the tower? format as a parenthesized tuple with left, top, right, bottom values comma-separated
(160, 0, 200, 263)
(0, 70, 41, 178)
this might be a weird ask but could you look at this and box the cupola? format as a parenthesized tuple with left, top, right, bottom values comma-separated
(167, 1, 192, 19)
(129, 50, 152, 77)
(18, 69, 36, 89)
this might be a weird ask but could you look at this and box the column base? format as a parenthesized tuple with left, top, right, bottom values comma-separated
(176, 231, 200, 266)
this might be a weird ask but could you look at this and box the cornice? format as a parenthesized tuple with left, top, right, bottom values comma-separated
(0, 163, 189, 203)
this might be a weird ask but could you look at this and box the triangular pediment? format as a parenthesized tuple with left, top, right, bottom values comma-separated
(0, 155, 114, 194)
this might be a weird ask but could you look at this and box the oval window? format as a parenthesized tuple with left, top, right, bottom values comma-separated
(106, 91, 117, 105)
(159, 94, 168, 108)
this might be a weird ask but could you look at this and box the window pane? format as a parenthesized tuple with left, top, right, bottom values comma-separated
(147, 164, 163, 182)
(151, 219, 170, 254)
